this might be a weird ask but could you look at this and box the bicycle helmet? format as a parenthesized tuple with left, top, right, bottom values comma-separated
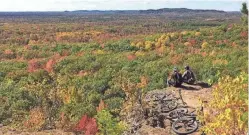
(185, 65, 190, 70)
(173, 67, 178, 72)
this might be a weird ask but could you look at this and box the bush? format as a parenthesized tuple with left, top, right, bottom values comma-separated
(104, 40, 138, 52)
(27, 69, 52, 83)
(52, 44, 70, 54)
(0, 61, 27, 74)
(23, 50, 44, 60)
(200, 73, 248, 134)
(96, 110, 127, 135)
(74, 115, 98, 135)
(0, 80, 36, 125)
(23, 107, 45, 130)
(7, 70, 29, 82)
(104, 97, 124, 115)
(61, 102, 97, 122)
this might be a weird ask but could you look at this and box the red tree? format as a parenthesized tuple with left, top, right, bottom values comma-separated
(188, 39, 196, 46)
(74, 115, 98, 135)
(240, 31, 248, 39)
(126, 54, 136, 61)
(27, 59, 40, 72)
(44, 59, 56, 73)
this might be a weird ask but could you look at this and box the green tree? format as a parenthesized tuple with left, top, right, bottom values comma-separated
(96, 110, 127, 135)
(241, 2, 248, 24)
(241, 2, 248, 15)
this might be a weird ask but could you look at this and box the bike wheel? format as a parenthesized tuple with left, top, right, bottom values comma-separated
(172, 118, 198, 135)
(161, 100, 178, 112)
(167, 108, 188, 119)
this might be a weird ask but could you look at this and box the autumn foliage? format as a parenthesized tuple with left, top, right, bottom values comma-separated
(4, 49, 14, 55)
(0, 9, 247, 135)
(126, 53, 136, 61)
(27, 59, 41, 72)
(200, 73, 248, 135)
(240, 31, 248, 38)
(74, 115, 98, 135)
(45, 59, 56, 73)
(23, 107, 45, 130)
(96, 99, 107, 112)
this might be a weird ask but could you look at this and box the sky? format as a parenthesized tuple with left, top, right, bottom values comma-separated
(0, 0, 246, 12)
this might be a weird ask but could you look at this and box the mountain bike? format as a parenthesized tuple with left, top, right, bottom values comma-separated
(159, 89, 187, 113)
(166, 108, 199, 135)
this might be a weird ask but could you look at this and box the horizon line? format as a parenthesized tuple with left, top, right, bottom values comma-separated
(0, 7, 240, 12)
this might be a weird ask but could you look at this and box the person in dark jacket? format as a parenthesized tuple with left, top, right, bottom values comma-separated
(182, 65, 196, 84)
(167, 67, 183, 87)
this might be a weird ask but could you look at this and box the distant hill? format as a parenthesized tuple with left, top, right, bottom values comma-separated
(72, 8, 228, 14)
(0, 8, 240, 17)
(139, 8, 226, 14)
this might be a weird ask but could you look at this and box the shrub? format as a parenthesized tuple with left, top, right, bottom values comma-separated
(52, 44, 71, 55)
(104, 97, 124, 114)
(1, 49, 16, 59)
(27, 59, 41, 72)
(200, 73, 248, 134)
(74, 115, 98, 135)
(27, 69, 52, 83)
(0, 80, 36, 125)
(23, 50, 43, 60)
(96, 100, 107, 112)
(61, 102, 97, 122)
(23, 107, 45, 130)
(0, 61, 27, 74)
(96, 110, 127, 135)
(44, 59, 56, 73)
(104, 40, 138, 52)
(7, 70, 29, 82)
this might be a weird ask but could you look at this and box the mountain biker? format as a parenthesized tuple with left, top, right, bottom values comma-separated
(182, 65, 196, 84)
(167, 67, 183, 87)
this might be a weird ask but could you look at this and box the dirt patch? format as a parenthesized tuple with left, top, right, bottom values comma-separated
(177, 83, 212, 109)
(124, 83, 213, 135)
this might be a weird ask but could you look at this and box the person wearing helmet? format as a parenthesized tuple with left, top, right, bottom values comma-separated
(167, 67, 183, 87)
(182, 65, 196, 84)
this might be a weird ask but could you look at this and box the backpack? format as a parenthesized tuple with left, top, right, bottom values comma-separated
(184, 70, 195, 84)
(175, 72, 183, 85)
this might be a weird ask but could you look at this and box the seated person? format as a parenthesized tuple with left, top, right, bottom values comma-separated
(167, 67, 183, 87)
(182, 65, 196, 84)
